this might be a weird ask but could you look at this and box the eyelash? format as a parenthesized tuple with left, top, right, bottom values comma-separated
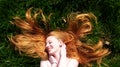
(49, 42, 52, 44)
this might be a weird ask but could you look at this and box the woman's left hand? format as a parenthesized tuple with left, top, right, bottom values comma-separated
(58, 42, 67, 67)
(60, 42, 66, 57)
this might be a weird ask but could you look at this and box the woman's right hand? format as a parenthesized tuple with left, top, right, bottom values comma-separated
(49, 56, 58, 67)
(49, 56, 57, 64)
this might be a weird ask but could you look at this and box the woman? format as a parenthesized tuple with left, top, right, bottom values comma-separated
(9, 8, 110, 67)
(40, 31, 79, 67)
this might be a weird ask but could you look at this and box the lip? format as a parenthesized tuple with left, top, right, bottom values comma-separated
(46, 47, 51, 52)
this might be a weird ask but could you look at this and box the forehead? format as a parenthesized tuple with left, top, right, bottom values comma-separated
(46, 36, 58, 41)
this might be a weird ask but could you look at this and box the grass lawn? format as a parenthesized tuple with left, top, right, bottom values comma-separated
(0, 0, 120, 67)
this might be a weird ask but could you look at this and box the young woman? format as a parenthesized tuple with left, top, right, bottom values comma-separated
(40, 31, 79, 67)
(9, 8, 110, 67)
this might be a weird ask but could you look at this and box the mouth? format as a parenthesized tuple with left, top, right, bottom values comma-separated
(46, 47, 52, 52)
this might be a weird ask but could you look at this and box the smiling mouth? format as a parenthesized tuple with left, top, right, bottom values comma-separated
(47, 49, 51, 52)
(46, 47, 52, 52)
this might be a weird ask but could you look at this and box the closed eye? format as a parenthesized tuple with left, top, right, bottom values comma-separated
(48, 41, 52, 44)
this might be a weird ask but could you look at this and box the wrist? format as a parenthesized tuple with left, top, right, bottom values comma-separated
(50, 59, 57, 64)
(51, 62, 57, 67)
(51, 61, 57, 64)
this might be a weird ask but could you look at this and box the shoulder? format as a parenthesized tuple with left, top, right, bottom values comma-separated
(40, 60, 50, 64)
(40, 60, 51, 67)
(68, 58, 79, 63)
(67, 58, 79, 67)
(41, 60, 49, 62)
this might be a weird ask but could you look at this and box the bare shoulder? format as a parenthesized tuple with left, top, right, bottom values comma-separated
(67, 58, 79, 67)
(41, 60, 49, 63)
(68, 58, 78, 63)
(40, 60, 50, 64)
(40, 60, 50, 67)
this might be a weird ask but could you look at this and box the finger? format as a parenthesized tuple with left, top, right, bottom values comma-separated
(49, 56, 57, 63)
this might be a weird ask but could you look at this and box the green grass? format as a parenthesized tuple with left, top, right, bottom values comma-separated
(0, 0, 120, 67)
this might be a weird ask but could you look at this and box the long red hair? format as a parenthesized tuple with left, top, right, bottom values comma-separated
(9, 8, 110, 66)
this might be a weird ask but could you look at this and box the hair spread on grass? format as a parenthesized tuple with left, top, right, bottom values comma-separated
(9, 8, 110, 67)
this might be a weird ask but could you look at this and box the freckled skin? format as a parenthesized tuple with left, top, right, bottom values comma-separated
(40, 36, 79, 67)
(46, 36, 61, 55)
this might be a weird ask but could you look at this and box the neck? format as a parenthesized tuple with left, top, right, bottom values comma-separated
(49, 49, 61, 63)
(53, 49, 61, 62)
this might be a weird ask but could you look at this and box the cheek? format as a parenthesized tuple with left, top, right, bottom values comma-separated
(52, 45, 60, 53)
(51, 44, 60, 52)
(53, 42, 60, 48)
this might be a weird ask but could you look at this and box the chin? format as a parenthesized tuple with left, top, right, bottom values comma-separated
(48, 51, 54, 55)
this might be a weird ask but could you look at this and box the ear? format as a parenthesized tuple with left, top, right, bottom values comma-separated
(59, 40, 65, 47)
(59, 45, 62, 47)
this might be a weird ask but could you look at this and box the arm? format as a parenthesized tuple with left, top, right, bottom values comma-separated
(58, 41, 79, 67)
(58, 55, 66, 67)
(58, 43, 67, 67)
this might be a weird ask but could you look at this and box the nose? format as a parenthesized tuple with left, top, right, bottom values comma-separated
(45, 43, 51, 51)
(46, 43, 49, 47)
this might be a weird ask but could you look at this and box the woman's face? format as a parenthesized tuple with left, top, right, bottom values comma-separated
(46, 36, 61, 55)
